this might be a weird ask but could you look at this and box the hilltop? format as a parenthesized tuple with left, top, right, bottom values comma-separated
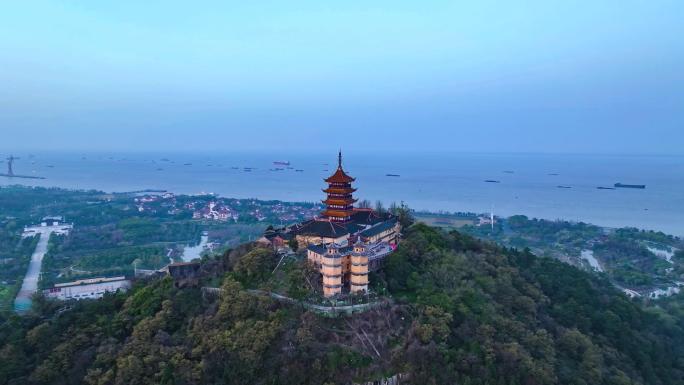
(2, 224, 684, 384)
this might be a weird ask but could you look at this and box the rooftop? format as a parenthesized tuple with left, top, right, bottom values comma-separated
(54, 276, 127, 288)
(360, 218, 398, 238)
(324, 151, 355, 184)
(307, 243, 353, 255)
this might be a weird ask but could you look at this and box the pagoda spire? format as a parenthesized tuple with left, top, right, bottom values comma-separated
(338, 150, 342, 169)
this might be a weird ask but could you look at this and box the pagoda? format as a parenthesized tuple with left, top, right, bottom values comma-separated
(259, 150, 403, 298)
(322, 151, 357, 222)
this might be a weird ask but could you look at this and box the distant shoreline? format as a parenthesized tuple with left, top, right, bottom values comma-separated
(0, 151, 681, 236)
(2, 184, 681, 238)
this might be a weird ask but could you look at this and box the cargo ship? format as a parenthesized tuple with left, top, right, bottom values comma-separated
(614, 183, 646, 189)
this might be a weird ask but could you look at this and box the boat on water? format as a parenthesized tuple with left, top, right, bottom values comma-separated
(614, 183, 646, 189)
(597, 186, 615, 190)
(184, 163, 192, 166)
(484, 180, 501, 183)
(557, 185, 572, 189)
(295, 169, 304, 172)
(548, 173, 559, 176)
(273, 161, 290, 166)
(386, 174, 400, 177)
(503, 170, 514, 174)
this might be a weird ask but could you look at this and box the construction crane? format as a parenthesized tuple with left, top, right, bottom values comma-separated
(0, 154, 44, 179)
(5, 155, 19, 176)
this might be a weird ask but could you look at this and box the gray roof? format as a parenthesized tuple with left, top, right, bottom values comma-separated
(294, 219, 350, 238)
(307, 243, 352, 255)
(360, 218, 398, 238)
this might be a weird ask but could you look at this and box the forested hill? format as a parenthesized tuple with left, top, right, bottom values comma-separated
(2, 224, 684, 385)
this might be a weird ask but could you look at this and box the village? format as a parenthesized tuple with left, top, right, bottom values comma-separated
(133, 191, 323, 224)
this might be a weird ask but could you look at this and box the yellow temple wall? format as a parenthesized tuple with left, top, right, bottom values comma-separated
(297, 234, 347, 247)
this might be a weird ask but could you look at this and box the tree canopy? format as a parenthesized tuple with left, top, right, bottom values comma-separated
(2, 224, 684, 384)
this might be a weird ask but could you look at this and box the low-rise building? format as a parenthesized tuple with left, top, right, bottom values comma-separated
(43, 276, 131, 301)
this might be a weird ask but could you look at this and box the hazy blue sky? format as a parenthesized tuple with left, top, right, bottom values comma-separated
(1, 1, 682, 154)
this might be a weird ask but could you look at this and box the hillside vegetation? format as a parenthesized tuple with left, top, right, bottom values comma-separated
(1, 224, 683, 384)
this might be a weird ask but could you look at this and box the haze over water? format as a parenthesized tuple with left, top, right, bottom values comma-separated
(3, 151, 682, 236)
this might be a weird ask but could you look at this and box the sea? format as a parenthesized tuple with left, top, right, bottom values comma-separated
(2, 151, 683, 236)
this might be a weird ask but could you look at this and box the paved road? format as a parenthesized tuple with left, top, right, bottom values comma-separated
(246, 289, 386, 315)
(14, 224, 71, 313)
(14, 233, 49, 312)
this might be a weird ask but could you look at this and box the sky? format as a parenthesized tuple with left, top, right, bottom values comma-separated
(1, 1, 683, 155)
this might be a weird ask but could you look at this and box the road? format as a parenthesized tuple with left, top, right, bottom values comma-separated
(13, 224, 72, 313)
(246, 289, 386, 315)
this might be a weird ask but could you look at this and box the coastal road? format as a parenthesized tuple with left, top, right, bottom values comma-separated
(14, 224, 72, 313)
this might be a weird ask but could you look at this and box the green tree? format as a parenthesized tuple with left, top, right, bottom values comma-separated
(288, 238, 299, 252)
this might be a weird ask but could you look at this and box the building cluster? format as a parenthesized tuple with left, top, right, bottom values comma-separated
(132, 192, 321, 223)
(134, 193, 176, 213)
(191, 201, 239, 221)
(260, 152, 401, 297)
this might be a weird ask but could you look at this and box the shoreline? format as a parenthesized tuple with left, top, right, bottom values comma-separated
(1, 183, 682, 238)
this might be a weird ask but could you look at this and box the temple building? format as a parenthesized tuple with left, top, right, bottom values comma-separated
(261, 151, 401, 297)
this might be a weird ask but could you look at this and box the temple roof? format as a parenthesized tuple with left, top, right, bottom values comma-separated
(322, 209, 354, 218)
(322, 198, 357, 205)
(360, 217, 398, 238)
(324, 167, 355, 184)
(290, 217, 370, 238)
(350, 208, 388, 226)
(294, 219, 351, 238)
(324, 150, 355, 184)
(323, 187, 357, 194)
(307, 243, 352, 255)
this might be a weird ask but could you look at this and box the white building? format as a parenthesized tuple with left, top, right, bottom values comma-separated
(43, 276, 131, 301)
(41, 216, 65, 226)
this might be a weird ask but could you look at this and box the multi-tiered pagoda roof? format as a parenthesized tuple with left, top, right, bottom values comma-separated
(321, 151, 357, 222)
